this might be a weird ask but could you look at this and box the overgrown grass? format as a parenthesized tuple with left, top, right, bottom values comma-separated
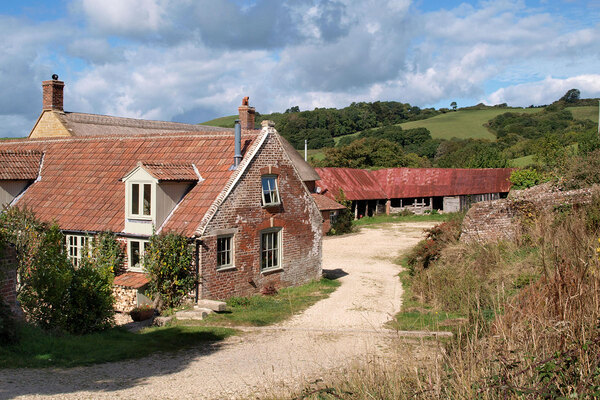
(0, 323, 235, 368)
(197, 278, 340, 327)
(353, 212, 452, 227)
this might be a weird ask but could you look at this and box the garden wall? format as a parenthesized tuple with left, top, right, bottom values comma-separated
(0, 244, 18, 313)
(461, 184, 595, 244)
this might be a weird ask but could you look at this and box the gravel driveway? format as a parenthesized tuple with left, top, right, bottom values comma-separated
(0, 222, 435, 400)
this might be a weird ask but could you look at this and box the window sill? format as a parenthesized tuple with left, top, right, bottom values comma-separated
(262, 203, 282, 213)
(127, 216, 153, 222)
(216, 265, 236, 272)
(261, 267, 283, 275)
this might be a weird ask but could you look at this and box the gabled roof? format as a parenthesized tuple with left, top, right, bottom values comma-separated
(315, 167, 512, 201)
(0, 150, 43, 180)
(57, 112, 230, 137)
(314, 167, 388, 200)
(124, 162, 200, 182)
(311, 193, 346, 211)
(0, 131, 258, 236)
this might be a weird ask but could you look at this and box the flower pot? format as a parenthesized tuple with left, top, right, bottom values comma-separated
(130, 308, 154, 322)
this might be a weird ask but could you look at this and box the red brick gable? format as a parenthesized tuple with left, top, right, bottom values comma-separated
(0, 132, 257, 236)
(0, 150, 43, 180)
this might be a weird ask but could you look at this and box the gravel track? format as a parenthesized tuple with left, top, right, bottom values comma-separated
(0, 222, 435, 400)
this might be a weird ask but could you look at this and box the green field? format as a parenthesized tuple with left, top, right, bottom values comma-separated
(199, 115, 237, 128)
(566, 106, 599, 123)
(399, 108, 543, 141)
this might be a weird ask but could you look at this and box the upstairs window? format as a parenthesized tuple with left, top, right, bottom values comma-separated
(130, 183, 152, 217)
(66, 234, 91, 267)
(261, 175, 280, 207)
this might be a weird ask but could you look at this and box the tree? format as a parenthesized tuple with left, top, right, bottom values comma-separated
(451, 101, 457, 111)
(559, 88, 580, 104)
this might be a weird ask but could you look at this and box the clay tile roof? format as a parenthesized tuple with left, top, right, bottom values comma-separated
(113, 272, 149, 289)
(0, 150, 43, 180)
(141, 162, 199, 181)
(311, 193, 346, 211)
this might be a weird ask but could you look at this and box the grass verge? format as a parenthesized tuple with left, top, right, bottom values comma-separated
(0, 323, 236, 368)
(196, 278, 340, 327)
(353, 212, 452, 227)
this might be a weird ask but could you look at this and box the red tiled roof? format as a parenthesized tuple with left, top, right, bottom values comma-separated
(140, 162, 199, 181)
(0, 132, 257, 236)
(316, 167, 512, 200)
(0, 150, 43, 180)
(113, 271, 149, 289)
(311, 193, 346, 211)
(314, 168, 387, 200)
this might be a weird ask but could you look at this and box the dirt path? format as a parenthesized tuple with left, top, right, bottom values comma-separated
(0, 222, 435, 400)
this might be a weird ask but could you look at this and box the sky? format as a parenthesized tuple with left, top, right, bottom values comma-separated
(0, 0, 599, 137)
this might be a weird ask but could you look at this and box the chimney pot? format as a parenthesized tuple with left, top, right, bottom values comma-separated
(238, 97, 255, 130)
(42, 75, 64, 111)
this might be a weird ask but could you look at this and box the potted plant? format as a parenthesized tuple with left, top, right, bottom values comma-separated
(129, 305, 155, 322)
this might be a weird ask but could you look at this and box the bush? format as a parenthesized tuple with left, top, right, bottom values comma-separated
(405, 217, 462, 274)
(510, 168, 546, 189)
(145, 232, 195, 310)
(328, 189, 354, 236)
(563, 148, 600, 189)
(92, 231, 125, 276)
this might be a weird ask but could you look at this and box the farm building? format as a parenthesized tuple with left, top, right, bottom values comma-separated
(315, 167, 512, 218)
(0, 76, 325, 311)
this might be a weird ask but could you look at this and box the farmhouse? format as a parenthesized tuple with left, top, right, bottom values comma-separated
(316, 167, 512, 218)
(0, 76, 324, 310)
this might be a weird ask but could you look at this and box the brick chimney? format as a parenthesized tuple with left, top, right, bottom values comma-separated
(42, 74, 64, 111)
(238, 96, 255, 130)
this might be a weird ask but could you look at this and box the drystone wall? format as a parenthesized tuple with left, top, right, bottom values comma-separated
(461, 184, 595, 244)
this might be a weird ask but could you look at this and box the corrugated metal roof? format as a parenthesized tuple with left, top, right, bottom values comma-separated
(315, 167, 388, 200)
(316, 167, 512, 201)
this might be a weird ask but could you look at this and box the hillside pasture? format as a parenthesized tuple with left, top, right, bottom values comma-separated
(199, 115, 237, 128)
(566, 105, 599, 123)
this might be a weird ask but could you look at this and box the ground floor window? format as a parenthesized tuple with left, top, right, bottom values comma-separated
(261, 229, 281, 271)
(128, 239, 149, 271)
(216, 235, 234, 269)
(329, 211, 338, 226)
(65, 234, 91, 267)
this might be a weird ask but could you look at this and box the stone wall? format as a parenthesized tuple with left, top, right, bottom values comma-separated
(113, 285, 138, 313)
(200, 132, 323, 300)
(0, 245, 18, 313)
(461, 184, 595, 244)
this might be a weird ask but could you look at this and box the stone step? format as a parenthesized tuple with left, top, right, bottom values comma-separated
(196, 299, 227, 312)
(175, 308, 214, 320)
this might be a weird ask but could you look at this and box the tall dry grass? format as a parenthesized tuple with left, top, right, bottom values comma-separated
(287, 205, 600, 399)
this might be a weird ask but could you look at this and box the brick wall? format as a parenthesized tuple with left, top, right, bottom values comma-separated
(200, 132, 323, 299)
(0, 244, 18, 313)
(461, 184, 595, 244)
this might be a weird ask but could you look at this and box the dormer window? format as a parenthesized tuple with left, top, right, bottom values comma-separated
(261, 175, 280, 207)
(131, 183, 152, 217)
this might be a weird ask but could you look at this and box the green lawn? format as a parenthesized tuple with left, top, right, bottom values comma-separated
(353, 212, 453, 227)
(199, 115, 238, 128)
(195, 278, 340, 327)
(510, 154, 536, 168)
(0, 323, 236, 368)
(399, 108, 542, 141)
(566, 105, 599, 123)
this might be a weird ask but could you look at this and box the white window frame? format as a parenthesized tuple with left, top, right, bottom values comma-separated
(216, 234, 235, 271)
(128, 182, 153, 220)
(128, 238, 149, 272)
(260, 228, 282, 272)
(329, 211, 338, 226)
(65, 234, 92, 267)
(261, 175, 280, 207)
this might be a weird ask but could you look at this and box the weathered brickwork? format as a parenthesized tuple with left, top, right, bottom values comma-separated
(461, 184, 595, 244)
(200, 133, 323, 299)
(321, 211, 331, 235)
(0, 245, 18, 312)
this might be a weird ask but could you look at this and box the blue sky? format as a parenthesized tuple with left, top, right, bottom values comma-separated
(0, 0, 599, 137)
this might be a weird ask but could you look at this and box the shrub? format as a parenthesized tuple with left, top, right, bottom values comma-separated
(405, 217, 462, 274)
(145, 232, 195, 310)
(92, 231, 125, 276)
(328, 189, 353, 236)
(563, 148, 600, 190)
(510, 168, 547, 189)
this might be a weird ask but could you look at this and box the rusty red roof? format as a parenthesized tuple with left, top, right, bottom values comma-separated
(140, 162, 199, 181)
(0, 132, 257, 236)
(316, 167, 512, 201)
(0, 150, 43, 180)
(314, 168, 387, 200)
(113, 271, 149, 289)
(371, 168, 513, 198)
(311, 193, 346, 211)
